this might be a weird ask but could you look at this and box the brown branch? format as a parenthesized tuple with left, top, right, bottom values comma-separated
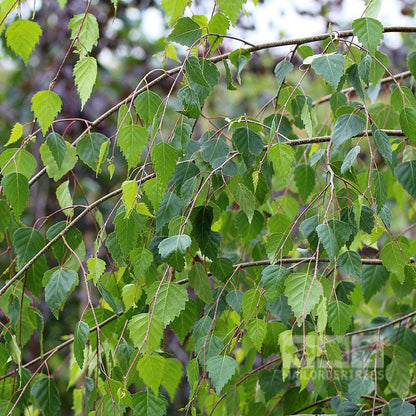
(0, 311, 123, 382)
(345, 309, 416, 336)
(0, 173, 154, 297)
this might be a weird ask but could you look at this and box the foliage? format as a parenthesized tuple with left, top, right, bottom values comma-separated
(0, 0, 416, 415)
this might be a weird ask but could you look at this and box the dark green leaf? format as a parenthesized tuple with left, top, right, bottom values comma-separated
(46, 132, 66, 169)
(332, 114, 365, 151)
(44, 268, 78, 318)
(210, 257, 234, 282)
(158, 234, 191, 271)
(338, 250, 361, 279)
(327, 301, 352, 335)
(76, 133, 108, 172)
(395, 161, 416, 200)
(32, 376, 61, 416)
(1, 172, 29, 218)
(167, 17, 201, 47)
(206, 355, 237, 394)
(274, 60, 294, 85)
(382, 398, 415, 416)
(74, 321, 89, 368)
(372, 127, 392, 163)
(261, 265, 290, 303)
(311, 54, 345, 88)
(134, 90, 162, 127)
(407, 51, 416, 78)
(294, 164, 315, 202)
(114, 210, 145, 256)
(400, 107, 416, 145)
(346, 64, 364, 100)
(156, 192, 183, 232)
(359, 264, 389, 302)
(341, 145, 360, 174)
(232, 126, 263, 167)
(13, 227, 45, 264)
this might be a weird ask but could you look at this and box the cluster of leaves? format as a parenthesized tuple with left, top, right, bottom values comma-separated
(0, 0, 416, 415)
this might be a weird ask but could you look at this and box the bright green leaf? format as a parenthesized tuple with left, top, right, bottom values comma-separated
(74, 321, 89, 368)
(206, 355, 237, 394)
(1, 172, 29, 218)
(352, 17, 383, 54)
(6, 19, 42, 64)
(73, 56, 97, 110)
(31, 90, 62, 135)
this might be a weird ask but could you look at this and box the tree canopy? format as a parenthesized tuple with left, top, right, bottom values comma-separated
(0, 0, 416, 415)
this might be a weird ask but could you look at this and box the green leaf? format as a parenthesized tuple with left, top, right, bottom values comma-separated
(167, 17, 201, 47)
(76, 133, 109, 173)
(132, 391, 167, 416)
(189, 262, 213, 304)
(146, 281, 188, 325)
(5, 122, 23, 146)
(217, 0, 245, 25)
(229, 48, 251, 84)
(408, 51, 416, 78)
(258, 368, 284, 401)
(87, 257, 106, 284)
(0, 200, 11, 235)
(370, 50, 390, 85)
(327, 301, 352, 335)
(372, 169, 386, 210)
(372, 128, 392, 163)
(161, 358, 182, 400)
(316, 220, 351, 260)
(68, 13, 99, 55)
(232, 126, 263, 166)
(341, 146, 360, 174)
(114, 210, 145, 256)
(382, 398, 415, 416)
(178, 85, 201, 118)
(246, 318, 267, 352)
(208, 13, 230, 53)
(359, 264, 389, 302)
(274, 60, 294, 85)
(170, 161, 200, 194)
(31, 376, 61, 416)
(232, 182, 255, 222)
(73, 56, 97, 110)
(161, 0, 187, 24)
(74, 321, 89, 368)
(122, 180, 138, 217)
(137, 355, 165, 395)
(151, 142, 177, 186)
(170, 300, 198, 343)
(311, 54, 345, 88)
(268, 143, 295, 183)
(134, 90, 163, 127)
(261, 265, 290, 302)
(201, 134, 229, 166)
(284, 273, 322, 320)
(210, 257, 234, 282)
(399, 107, 416, 145)
(6, 19, 42, 64)
(394, 161, 416, 200)
(0, 148, 37, 178)
(128, 313, 164, 353)
(294, 164, 315, 202)
(156, 192, 183, 232)
(31, 90, 62, 135)
(130, 247, 153, 278)
(117, 124, 148, 170)
(40, 140, 77, 181)
(380, 241, 407, 284)
(279, 330, 295, 380)
(46, 132, 66, 169)
(338, 250, 361, 279)
(206, 355, 238, 394)
(386, 347, 412, 396)
(158, 234, 191, 271)
(391, 86, 416, 111)
(44, 268, 78, 318)
(332, 114, 365, 151)
(13, 227, 45, 264)
(241, 288, 266, 320)
(348, 376, 374, 403)
(352, 17, 383, 54)
(1, 173, 29, 218)
(346, 64, 364, 100)
(185, 56, 210, 87)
